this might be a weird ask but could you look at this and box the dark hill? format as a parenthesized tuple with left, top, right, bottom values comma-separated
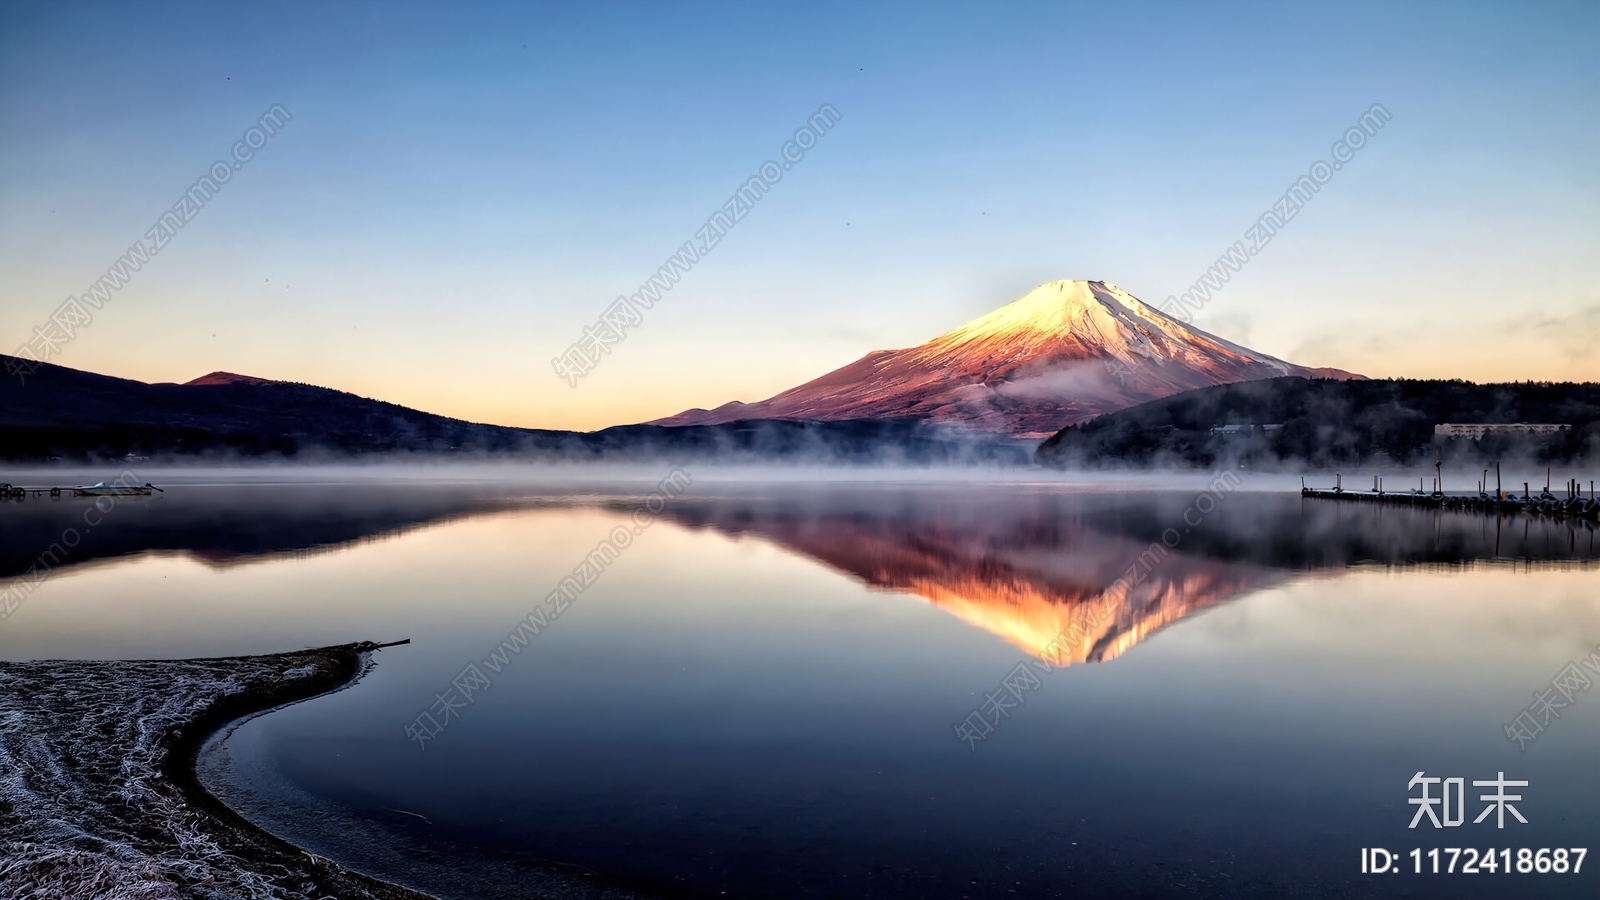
(1, 355, 571, 457)
(0, 355, 1026, 465)
(1034, 377, 1600, 469)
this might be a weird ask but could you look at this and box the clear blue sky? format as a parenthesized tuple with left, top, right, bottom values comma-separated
(1, 0, 1595, 429)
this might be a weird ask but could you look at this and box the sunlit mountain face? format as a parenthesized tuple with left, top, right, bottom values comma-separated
(657, 490, 1284, 663)
(656, 280, 1359, 438)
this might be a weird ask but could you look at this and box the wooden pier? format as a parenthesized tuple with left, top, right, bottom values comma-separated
(1302, 470, 1599, 523)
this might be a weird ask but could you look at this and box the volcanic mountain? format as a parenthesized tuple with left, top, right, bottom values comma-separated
(655, 280, 1358, 438)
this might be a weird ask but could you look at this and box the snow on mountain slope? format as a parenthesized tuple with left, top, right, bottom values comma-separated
(654, 280, 1358, 438)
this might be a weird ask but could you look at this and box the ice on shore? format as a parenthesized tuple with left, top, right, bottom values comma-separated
(0, 649, 408, 900)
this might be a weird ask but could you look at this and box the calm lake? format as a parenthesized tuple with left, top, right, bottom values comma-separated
(2, 470, 1596, 899)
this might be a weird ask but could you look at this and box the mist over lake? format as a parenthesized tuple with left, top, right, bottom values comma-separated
(3, 3, 1595, 897)
(4, 471, 1594, 899)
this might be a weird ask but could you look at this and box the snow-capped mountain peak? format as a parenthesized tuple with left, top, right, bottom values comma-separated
(653, 279, 1357, 438)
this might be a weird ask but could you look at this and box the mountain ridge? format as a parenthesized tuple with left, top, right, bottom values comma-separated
(185, 371, 281, 387)
(0, 354, 1026, 464)
(654, 280, 1359, 438)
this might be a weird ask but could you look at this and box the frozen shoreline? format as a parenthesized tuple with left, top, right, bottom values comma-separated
(1, 642, 655, 900)
(0, 642, 431, 900)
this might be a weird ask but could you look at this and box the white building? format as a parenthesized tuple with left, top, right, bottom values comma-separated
(1209, 424, 1281, 436)
(1433, 422, 1570, 439)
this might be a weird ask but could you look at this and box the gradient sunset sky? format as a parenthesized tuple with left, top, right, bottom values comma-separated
(1, 0, 1595, 431)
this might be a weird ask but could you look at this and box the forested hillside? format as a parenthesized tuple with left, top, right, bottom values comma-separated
(1035, 378, 1600, 469)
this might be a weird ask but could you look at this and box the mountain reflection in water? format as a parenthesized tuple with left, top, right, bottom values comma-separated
(4, 481, 1593, 667)
(650, 487, 1596, 662)
(0, 483, 525, 578)
(7, 478, 1595, 900)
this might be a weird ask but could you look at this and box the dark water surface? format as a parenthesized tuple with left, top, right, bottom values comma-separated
(3, 476, 1596, 899)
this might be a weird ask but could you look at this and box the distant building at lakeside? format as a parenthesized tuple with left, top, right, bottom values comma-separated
(1209, 423, 1282, 436)
(1434, 422, 1571, 439)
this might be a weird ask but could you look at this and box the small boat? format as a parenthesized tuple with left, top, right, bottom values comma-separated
(71, 482, 163, 496)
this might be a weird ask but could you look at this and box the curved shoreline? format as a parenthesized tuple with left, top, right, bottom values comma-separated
(0, 642, 431, 900)
(166, 642, 434, 900)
